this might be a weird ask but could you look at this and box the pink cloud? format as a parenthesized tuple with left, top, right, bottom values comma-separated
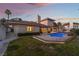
(0, 3, 49, 18)
(28, 3, 48, 7)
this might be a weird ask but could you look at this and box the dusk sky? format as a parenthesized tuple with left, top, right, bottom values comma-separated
(1, 3, 79, 22)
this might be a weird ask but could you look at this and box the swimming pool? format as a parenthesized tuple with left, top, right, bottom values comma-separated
(48, 32, 65, 37)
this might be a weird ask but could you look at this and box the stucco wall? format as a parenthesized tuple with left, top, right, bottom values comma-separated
(13, 25, 40, 34)
(26, 26, 40, 32)
(0, 25, 6, 40)
(33, 27, 40, 32)
(14, 25, 26, 34)
(48, 20, 55, 26)
(40, 20, 55, 26)
(40, 20, 48, 25)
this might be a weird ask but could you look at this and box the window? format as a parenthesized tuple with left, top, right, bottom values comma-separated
(27, 26, 32, 32)
(9, 25, 13, 27)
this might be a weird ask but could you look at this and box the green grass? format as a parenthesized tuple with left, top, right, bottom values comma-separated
(4, 36, 79, 56)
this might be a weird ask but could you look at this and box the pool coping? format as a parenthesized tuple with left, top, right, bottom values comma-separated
(33, 36, 65, 44)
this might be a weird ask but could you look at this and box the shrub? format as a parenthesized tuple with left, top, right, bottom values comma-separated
(68, 32, 74, 36)
(70, 29, 79, 35)
(17, 32, 41, 36)
(75, 29, 79, 35)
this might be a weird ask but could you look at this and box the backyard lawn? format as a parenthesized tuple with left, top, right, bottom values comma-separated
(4, 36, 79, 56)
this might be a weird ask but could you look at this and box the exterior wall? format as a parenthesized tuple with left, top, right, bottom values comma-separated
(40, 20, 58, 33)
(73, 24, 79, 29)
(69, 22, 73, 29)
(40, 20, 55, 26)
(48, 27, 51, 32)
(65, 23, 79, 29)
(14, 25, 26, 34)
(41, 28, 48, 33)
(40, 20, 48, 25)
(0, 25, 6, 40)
(26, 26, 40, 32)
(33, 27, 40, 32)
(13, 25, 40, 34)
(51, 27, 58, 33)
(77, 25, 79, 29)
(48, 20, 55, 26)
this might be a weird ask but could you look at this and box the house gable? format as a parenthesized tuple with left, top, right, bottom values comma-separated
(40, 18, 56, 26)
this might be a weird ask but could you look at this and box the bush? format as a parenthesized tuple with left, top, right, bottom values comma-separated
(68, 32, 74, 36)
(17, 32, 41, 36)
(70, 29, 79, 35)
(75, 29, 79, 35)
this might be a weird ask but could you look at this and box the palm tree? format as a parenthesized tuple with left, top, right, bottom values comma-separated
(5, 9, 12, 20)
(5, 9, 12, 35)
(57, 22, 63, 32)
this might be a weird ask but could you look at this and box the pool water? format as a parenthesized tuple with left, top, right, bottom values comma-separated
(48, 32, 65, 37)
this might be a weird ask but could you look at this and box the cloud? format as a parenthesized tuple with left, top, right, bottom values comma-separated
(28, 3, 48, 7)
(0, 3, 49, 18)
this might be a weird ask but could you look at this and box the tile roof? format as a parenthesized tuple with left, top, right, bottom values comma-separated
(7, 21, 49, 28)
(40, 17, 55, 22)
(63, 23, 70, 26)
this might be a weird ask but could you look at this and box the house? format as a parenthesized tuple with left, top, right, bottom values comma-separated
(63, 22, 79, 31)
(59, 18, 79, 29)
(6, 15, 62, 34)
(40, 18, 55, 26)
(73, 23, 79, 29)
(7, 20, 49, 34)
(40, 17, 60, 33)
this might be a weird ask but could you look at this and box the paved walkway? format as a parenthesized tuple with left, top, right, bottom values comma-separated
(0, 32, 18, 56)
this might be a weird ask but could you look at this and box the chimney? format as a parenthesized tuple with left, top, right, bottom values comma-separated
(37, 15, 41, 24)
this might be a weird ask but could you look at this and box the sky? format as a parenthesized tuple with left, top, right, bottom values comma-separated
(1, 3, 79, 22)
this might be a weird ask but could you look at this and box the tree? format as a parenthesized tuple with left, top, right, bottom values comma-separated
(0, 18, 6, 25)
(18, 18, 22, 21)
(57, 22, 63, 32)
(5, 9, 12, 20)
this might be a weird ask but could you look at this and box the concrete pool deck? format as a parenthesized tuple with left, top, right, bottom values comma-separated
(33, 34, 72, 44)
